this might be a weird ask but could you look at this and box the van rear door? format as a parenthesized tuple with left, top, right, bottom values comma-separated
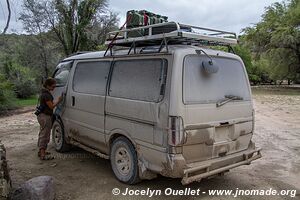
(181, 55, 253, 163)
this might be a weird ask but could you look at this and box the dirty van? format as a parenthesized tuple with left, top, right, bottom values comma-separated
(51, 21, 261, 185)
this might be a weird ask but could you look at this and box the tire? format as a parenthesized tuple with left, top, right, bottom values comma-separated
(52, 119, 71, 152)
(110, 136, 140, 184)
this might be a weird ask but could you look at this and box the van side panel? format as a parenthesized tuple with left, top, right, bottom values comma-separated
(105, 98, 156, 143)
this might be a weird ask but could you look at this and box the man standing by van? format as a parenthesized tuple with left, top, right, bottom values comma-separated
(37, 78, 62, 160)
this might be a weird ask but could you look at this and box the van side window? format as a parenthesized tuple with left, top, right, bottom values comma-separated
(73, 61, 110, 95)
(109, 59, 167, 102)
(53, 61, 73, 87)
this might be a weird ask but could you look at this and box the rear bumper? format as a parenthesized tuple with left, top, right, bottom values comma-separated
(181, 147, 261, 185)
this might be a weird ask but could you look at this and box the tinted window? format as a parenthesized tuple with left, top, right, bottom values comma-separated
(73, 61, 110, 95)
(109, 59, 167, 102)
(54, 61, 73, 86)
(183, 55, 251, 104)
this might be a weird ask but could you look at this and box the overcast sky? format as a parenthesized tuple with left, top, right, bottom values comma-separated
(0, 0, 280, 34)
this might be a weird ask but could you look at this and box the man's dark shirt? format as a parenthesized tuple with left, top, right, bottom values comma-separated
(40, 88, 54, 116)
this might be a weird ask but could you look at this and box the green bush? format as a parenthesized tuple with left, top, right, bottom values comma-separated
(3, 60, 38, 98)
(0, 74, 17, 113)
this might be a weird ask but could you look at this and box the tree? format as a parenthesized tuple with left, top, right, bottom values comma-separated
(0, 73, 16, 112)
(20, 0, 53, 77)
(0, 34, 61, 97)
(243, 0, 300, 83)
(2, 57, 37, 98)
(2, 0, 11, 34)
(233, 44, 260, 84)
(20, 0, 118, 56)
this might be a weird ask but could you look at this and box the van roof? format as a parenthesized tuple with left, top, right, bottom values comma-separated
(63, 45, 240, 61)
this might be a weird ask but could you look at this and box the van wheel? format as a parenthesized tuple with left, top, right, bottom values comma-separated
(52, 120, 71, 152)
(110, 137, 140, 184)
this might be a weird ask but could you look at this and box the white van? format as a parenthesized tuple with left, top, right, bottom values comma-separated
(51, 22, 261, 185)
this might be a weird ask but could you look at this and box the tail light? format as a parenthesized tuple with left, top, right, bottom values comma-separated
(168, 116, 185, 146)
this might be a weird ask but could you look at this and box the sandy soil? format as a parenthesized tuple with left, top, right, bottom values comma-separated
(0, 93, 299, 200)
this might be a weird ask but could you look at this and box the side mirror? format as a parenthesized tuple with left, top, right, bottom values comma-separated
(202, 60, 219, 74)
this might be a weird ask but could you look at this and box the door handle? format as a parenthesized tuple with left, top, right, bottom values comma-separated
(72, 96, 75, 106)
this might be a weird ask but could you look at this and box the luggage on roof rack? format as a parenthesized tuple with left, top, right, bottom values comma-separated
(104, 21, 238, 56)
(126, 10, 168, 37)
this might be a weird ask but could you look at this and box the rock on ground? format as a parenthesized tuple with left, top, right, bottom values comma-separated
(0, 141, 11, 198)
(11, 176, 55, 200)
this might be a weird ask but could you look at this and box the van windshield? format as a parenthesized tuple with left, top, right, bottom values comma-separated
(183, 55, 251, 104)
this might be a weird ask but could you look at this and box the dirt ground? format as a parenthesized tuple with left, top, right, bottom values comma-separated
(0, 90, 299, 200)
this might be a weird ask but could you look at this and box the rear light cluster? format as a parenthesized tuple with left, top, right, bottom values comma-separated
(168, 116, 185, 146)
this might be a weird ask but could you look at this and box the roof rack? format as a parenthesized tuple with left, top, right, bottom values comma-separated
(104, 21, 238, 56)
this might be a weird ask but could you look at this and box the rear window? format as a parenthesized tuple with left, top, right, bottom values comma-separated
(183, 55, 251, 104)
(109, 59, 167, 102)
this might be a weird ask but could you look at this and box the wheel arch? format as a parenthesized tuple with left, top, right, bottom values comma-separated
(52, 114, 63, 126)
(108, 129, 137, 154)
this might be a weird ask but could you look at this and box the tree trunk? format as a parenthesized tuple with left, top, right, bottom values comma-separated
(2, 0, 11, 34)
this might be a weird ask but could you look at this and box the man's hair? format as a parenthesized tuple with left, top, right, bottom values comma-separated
(43, 78, 56, 88)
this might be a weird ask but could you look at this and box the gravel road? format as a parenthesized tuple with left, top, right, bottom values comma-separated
(0, 92, 299, 200)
